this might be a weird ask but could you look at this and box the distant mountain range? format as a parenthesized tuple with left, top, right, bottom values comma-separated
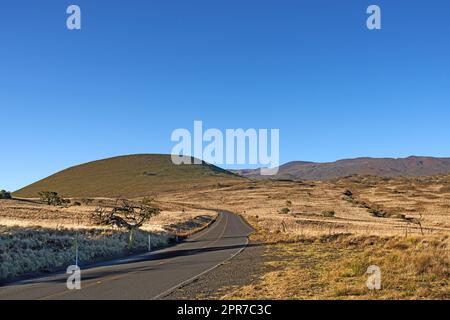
(235, 156, 450, 180)
(13, 155, 450, 199)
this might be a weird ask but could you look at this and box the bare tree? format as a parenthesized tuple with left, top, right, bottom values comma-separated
(92, 198, 161, 244)
(405, 213, 425, 236)
(415, 213, 425, 236)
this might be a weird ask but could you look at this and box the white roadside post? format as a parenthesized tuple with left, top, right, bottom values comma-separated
(75, 231, 79, 267)
(148, 234, 151, 252)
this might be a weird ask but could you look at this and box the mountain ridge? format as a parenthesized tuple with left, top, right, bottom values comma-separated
(14, 155, 450, 198)
(235, 156, 450, 180)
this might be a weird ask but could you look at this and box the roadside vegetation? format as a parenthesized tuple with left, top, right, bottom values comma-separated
(0, 225, 169, 281)
(0, 197, 216, 282)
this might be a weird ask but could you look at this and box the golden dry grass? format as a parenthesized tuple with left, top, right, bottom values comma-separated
(222, 234, 449, 300)
(0, 198, 217, 233)
(159, 176, 450, 238)
(157, 175, 449, 300)
(2, 173, 449, 298)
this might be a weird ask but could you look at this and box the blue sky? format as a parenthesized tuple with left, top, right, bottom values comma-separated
(1, 0, 450, 191)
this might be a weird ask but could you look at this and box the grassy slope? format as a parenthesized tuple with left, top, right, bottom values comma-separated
(13, 154, 242, 198)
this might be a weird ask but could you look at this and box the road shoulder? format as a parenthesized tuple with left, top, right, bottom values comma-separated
(163, 240, 266, 300)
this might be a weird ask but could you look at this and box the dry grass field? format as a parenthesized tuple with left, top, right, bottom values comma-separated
(157, 174, 449, 299)
(223, 232, 449, 299)
(160, 175, 450, 237)
(1, 171, 449, 298)
(0, 198, 216, 233)
(0, 198, 216, 281)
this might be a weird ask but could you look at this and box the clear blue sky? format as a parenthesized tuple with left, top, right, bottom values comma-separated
(1, 0, 450, 191)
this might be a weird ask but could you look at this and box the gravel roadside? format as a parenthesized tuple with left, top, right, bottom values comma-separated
(163, 241, 267, 300)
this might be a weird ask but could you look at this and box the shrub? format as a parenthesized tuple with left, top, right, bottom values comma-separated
(322, 210, 336, 217)
(80, 198, 93, 205)
(286, 200, 292, 207)
(343, 189, 353, 197)
(368, 208, 387, 218)
(279, 207, 290, 214)
(38, 191, 69, 206)
(0, 190, 12, 199)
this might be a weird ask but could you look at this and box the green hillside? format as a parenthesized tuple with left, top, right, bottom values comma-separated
(14, 154, 242, 198)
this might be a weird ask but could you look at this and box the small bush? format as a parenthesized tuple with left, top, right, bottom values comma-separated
(343, 189, 353, 197)
(80, 198, 93, 205)
(286, 200, 292, 207)
(38, 191, 69, 206)
(368, 208, 387, 218)
(0, 190, 12, 199)
(279, 207, 290, 214)
(322, 210, 335, 217)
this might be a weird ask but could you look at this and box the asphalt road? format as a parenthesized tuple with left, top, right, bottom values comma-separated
(0, 211, 253, 300)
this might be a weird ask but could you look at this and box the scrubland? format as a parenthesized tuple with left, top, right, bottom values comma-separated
(159, 174, 450, 299)
(1, 173, 449, 298)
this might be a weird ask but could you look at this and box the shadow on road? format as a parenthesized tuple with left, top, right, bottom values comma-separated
(15, 242, 264, 286)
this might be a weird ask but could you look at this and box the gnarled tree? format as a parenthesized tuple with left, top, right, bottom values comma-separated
(91, 198, 160, 244)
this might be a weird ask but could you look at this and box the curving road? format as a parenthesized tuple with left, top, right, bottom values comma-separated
(0, 211, 253, 300)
